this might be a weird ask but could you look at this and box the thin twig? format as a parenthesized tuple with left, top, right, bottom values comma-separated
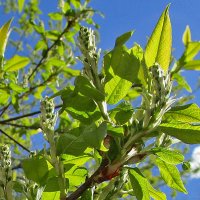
(0, 104, 62, 123)
(0, 129, 31, 153)
(28, 20, 75, 80)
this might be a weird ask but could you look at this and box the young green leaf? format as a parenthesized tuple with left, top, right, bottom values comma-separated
(18, 0, 25, 13)
(115, 31, 134, 47)
(42, 191, 60, 200)
(182, 25, 191, 46)
(0, 19, 13, 57)
(156, 158, 187, 194)
(184, 60, 200, 70)
(129, 168, 150, 200)
(144, 5, 172, 73)
(147, 182, 166, 200)
(4, 55, 30, 72)
(151, 148, 184, 164)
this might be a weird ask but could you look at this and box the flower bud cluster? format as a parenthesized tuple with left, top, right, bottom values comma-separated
(138, 63, 175, 129)
(0, 145, 11, 169)
(78, 26, 100, 78)
(40, 97, 57, 133)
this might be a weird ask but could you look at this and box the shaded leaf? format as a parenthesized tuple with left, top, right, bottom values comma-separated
(129, 168, 150, 200)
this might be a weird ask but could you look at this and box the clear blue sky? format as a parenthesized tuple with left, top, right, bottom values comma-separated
(2, 0, 200, 199)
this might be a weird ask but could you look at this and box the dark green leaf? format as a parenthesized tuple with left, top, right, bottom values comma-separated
(75, 76, 105, 101)
(22, 156, 49, 185)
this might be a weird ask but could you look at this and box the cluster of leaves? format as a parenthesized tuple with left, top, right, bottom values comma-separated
(0, 1, 200, 200)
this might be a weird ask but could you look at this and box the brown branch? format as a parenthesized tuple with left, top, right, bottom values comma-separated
(66, 159, 108, 200)
(0, 129, 31, 153)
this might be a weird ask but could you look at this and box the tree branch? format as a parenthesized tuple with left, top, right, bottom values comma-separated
(66, 159, 108, 200)
(0, 129, 31, 153)
(0, 104, 62, 123)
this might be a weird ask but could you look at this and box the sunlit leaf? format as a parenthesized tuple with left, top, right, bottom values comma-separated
(156, 158, 187, 193)
(144, 5, 172, 73)
(4, 55, 30, 72)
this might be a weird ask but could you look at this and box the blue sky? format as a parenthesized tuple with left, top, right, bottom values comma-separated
(1, 0, 200, 199)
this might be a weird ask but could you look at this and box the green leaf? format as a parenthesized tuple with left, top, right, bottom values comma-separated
(75, 76, 105, 101)
(144, 5, 172, 73)
(0, 19, 12, 57)
(115, 31, 134, 47)
(147, 182, 166, 200)
(151, 148, 184, 164)
(184, 60, 200, 70)
(80, 188, 93, 200)
(56, 133, 87, 156)
(155, 158, 187, 194)
(160, 104, 200, 143)
(18, 0, 25, 13)
(104, 46, 141, 83)
(48, 12, 63, 21)
(159, 122, 200, 144)
(172, 73, 192, 92)
(22, 156, 49, 185)
(61, 154, 91, 166)
(182, 25, 191, 46)
(129, 168, 150, 200)
(105, 75, 132, 104)
(109, 101, 134, 125)
(4, 55, 30, 72)
(65, 166, 87, 187)
(42, 191, 60, 200)
(82, 122, 107, 149)
(163, 104, 200, 123)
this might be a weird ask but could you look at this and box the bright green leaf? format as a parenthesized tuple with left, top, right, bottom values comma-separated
(48, 12, 63, 20)
(105, 75, 132, 104)
(4, 55, 30, 72)
(129, 168, 150, 200)
(18, 0, 25, 13)
(0, 19, 13, 57)
(156, 158, 187, 194)
(144, 5, 172, 73)
(184, 60, 200, 70)
(42, 191, 60, 200)
(151, 148, 184, 164)
(61, 154, 91, 166)
(172, 73, 192, 92)
(147, 182, 166, 200)
(115, 31, 134, 47)
(182, 25, 191, 46)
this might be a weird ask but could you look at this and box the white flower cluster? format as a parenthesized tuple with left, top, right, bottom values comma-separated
(0, 145, 11, 169)
(139, 63, 175, 128)
(78, 26, 100, 78)
(40, 97, 57, 133)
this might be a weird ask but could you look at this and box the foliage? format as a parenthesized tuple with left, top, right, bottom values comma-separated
(0, 1, 200, 200)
